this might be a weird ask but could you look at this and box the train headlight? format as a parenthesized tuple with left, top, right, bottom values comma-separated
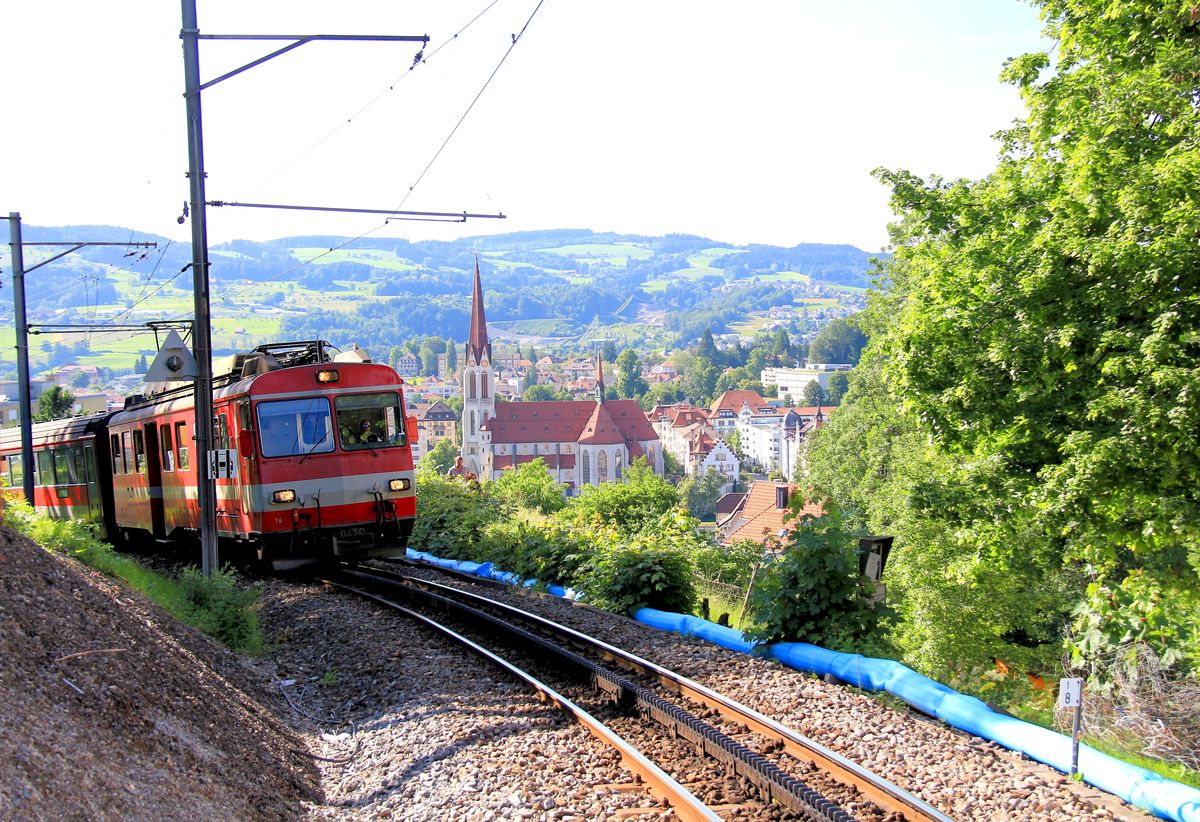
(316, 369, 339, 384)
(272, 489, 297, 503)
(389, 478, 410, 492)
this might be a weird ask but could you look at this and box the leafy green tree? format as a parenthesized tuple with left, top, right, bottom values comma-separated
(638, 381, 685, 410)
(523, 383, 569, 401)
(746, 498, 880, 649)
(679, 468, 727, 521)
(489, 457, 566, 515)
(34, 386, 75, 422)
(563, 457, 679, 536)
(825, 372, 850, 405)
(800, 381, 826, 407)
(446, 338, 457, 374)
(615, 349, 648, 399)
(134, 354, 148, 373)
(681, 357, 719, 404)
(809, 0, 1200, 680)
(807, 317, 866, 365)
(698, 328, 719, 362)
(714, 367, 762, 396)
(770, 327, 792, 363)
(420, 438, 459, 477)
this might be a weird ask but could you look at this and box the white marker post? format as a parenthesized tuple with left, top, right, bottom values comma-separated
(1058, 677, 1085, 776)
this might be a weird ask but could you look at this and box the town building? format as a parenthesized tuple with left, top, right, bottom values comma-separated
(410, 399, 458, 463)
(707, 389, 771, 438)
(718, 482, 822, 547)
(394, 352, 421, 378)
(759, 364, 852, 401)
(458, 259, 663, 491)
(650, 403, 739, 493)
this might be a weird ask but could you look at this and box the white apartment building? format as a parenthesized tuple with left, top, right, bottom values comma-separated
(759, 364, 852, 400)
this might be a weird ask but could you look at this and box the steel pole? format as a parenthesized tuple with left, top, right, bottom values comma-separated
(8, 213, 34, 505)
(181, 0, 218, 576)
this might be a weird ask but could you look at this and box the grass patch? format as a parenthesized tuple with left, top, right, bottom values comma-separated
(1082, 736, 1200, 789)
(3, 501, 264, 655)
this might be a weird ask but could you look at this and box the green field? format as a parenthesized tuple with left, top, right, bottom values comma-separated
(543, 243, 654, 265)
(686, 247, 741, 266)
(290, 248, 419, 271)
(728, 316, 775, 334)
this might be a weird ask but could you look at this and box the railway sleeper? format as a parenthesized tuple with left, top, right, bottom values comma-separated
(381, 578, 855, 822)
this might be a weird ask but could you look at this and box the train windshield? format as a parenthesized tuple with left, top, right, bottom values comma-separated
(256, 398, 334, 458)
(335, 392, 406, 450)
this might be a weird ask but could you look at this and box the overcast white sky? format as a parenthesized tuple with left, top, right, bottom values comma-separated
(2, 1, 1048, 254)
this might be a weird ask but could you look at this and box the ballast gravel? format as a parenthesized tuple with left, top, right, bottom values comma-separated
(391, 563, 1161, 822)
(0, 527, 1167, 821)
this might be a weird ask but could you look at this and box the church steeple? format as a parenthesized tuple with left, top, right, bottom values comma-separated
(465, 255, 491, 366)
(594, 352, 605, 403)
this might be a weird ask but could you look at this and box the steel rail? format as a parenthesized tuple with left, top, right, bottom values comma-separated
(376, 562, 953, 822)
(315, 575, 721, 822)
(337, 568, 855, 821)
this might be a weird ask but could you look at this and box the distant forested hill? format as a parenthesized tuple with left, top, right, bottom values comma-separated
(6, 226, 880, 377)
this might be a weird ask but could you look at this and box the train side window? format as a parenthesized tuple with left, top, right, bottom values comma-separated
(121, 431, 132, 474)
(214, 413, 230, 450)
(54, 449, 72, 484)
(160, 425, 175, 472)
(175, 421, 190, 470)
(133, 429, 146, 474)
(111, 434, 123, 475)
(8, 454, 23, 487)
(70, 446, 85, 484)
(36, 451, 55, 486)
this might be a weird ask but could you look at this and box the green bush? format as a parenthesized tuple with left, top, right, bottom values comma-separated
(582, 543, 696, 616)
(746, 498, 881, 649)
(176, 566, 264, 655)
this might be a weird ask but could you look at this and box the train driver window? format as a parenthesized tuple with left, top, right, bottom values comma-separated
(121, 431, 132, 474)
(175, 421, 190, 470)
(257, 398, 333, 458)
(160, 424, 175, 472)
(335, 392, 406, 451)
(111, 434, 123, 474)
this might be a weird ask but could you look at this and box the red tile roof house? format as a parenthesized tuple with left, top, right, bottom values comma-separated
(719, 482, 823, 548)
(458, 257, 664, 490)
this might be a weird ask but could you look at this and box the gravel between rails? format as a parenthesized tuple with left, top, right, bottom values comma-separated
(385, 562, 1160, 822)
(259, 578, 672, 820)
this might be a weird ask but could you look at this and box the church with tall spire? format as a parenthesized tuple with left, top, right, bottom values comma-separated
(458, 258, 663, 490)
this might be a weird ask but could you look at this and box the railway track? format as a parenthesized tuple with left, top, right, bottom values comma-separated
(318, 564, 952, 822)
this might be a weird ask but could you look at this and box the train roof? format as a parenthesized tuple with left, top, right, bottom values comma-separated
(0, 412, 112, 452)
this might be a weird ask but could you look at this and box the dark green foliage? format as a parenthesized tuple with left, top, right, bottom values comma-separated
(489, 458, 567, 515)
(691, 539, 762, 587)
(409, 474, 500, 560)
(34, 386, 75, 422)
(807, 317, 866, 365)
(583, 544, 696, 616)
(562, 458, 679, 535)
(679, 468, 727, 521)
(176, 567, 263, 655)
(746, 500, 879, 649)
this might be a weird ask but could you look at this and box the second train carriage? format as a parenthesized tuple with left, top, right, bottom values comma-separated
(1, 341, 417, 568)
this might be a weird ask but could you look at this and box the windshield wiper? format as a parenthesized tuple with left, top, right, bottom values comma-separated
(298, 427, 331, 464)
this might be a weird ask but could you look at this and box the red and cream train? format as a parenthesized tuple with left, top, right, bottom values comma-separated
(0, 341, 416, 568)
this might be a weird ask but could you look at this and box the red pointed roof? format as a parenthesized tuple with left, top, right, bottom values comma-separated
(485, 399, 658, 446)
(465, 256, 491, 366)
(578, 401, 624, 445)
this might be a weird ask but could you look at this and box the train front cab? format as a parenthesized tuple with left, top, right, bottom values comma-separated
(232, 363, 417, 569)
